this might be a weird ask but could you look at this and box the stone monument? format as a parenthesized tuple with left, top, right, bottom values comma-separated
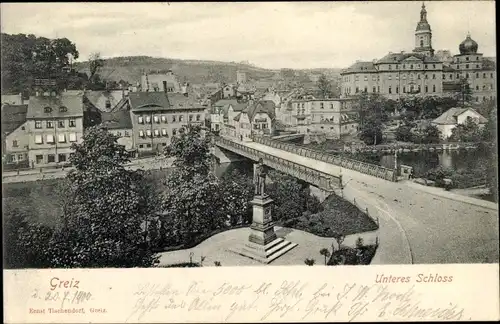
(229, 159, 297, 264)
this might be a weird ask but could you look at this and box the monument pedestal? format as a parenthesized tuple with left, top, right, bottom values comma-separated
(229, 194, 297, 264)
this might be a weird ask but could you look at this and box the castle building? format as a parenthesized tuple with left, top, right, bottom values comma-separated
(341, 3, 496, 103)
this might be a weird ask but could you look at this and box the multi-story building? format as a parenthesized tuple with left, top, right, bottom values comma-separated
(26, 89, 85, 166)
(101, 110, 134, 152)
(341, 3, 496, 103)
(140, 70, 182, 93)
(290, 98, 358, 138)
(2, 104, 29, 166)
(129, 91, 205, 154)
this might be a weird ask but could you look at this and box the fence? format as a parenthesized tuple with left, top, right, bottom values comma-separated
(253, 136, 396, 182)
(214, 137, 341, 192)
(344, 141, 482, 153)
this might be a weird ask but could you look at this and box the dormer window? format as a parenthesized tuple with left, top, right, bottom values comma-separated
(44, 107, 52, 113)
(59, 106, 67, 112)
(105, 100, 111, 110)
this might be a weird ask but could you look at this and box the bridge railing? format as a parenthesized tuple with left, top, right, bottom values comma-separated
(253, 136, 396, 182)
(214, 137, 341, 192)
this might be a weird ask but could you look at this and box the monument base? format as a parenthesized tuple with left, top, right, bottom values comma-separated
(228, 236, 298, 264)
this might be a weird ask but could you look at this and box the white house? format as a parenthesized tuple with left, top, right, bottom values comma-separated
(432, 107, 488, 139)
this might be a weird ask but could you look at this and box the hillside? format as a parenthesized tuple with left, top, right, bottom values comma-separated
(73, 56, 342, 85)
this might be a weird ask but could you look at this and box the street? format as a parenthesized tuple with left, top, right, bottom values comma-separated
(244, 140, 499, 264)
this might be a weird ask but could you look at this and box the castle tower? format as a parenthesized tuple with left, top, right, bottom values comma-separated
(413, 2, 434, 56)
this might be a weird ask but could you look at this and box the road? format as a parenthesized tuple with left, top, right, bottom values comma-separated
(2, 157, 175, 183)
(243, 140, 499, 264)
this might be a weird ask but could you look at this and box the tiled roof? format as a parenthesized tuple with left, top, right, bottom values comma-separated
(129, 92, 170, 111)
(432, 107, 487, 125)
(213, 99, 247, 112)
(376, 52, 442, 64)
(26, 93, 84, 119)
(101, 110, 133, 130)
(342, 61, 377, 73)
(1, 104, 28, 135)
(167, 93, 205, 110)
(244, 100, 276, 120)
(85, 90, 126, 112)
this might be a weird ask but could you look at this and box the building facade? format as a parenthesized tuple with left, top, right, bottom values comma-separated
(432, 107, 488, 139)
(290, 98, 358, 138)
(26, 90, 85, 166)
(341, 3, 496, 103)
(101, 110, 134, 151)
(2, 104, 29, 165)
(129, 91, 205, 154)
(140, 70, 182, 93)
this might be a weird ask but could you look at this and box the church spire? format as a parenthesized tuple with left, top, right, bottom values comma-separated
(420, 2, 427, 22)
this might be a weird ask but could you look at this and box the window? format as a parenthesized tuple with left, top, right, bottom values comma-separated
(139, 130, 145, 137)
(35, 121, 42, 129)
(457, 73, 460, 79)
(47, 154, 55, 163)
(58, 120, 65, 128)
(145, 116, 151, 124)
(35, 155, 43, 164)
(196, 114, 201, 121)
(189, 115, 193, 122)
(420, 40, 424, 47)
(476, 85, 479, 90)
(432, 85, 436, 92)
(396, 86, 399, 94)
(12, 140, 18, 147)
(466, 57, 470, 61)
(355, 76, 359, 81)
(432, 74, 436, 79)
(154, 116, 160, 123)
(443, 74, 446, 80)
(125, 131, 130, 137)
(466, 64, 469, 69)
(179, 115, 184, 122)
(172, 129, 177, 135)
(105, 100, 111, 110)
(161, 115, 167, 123)
(58, 154, 67, 162)
(377, 86, 380, 93)
(457, 58, 460, 63)
(418, 85, 421, 92)
(372, 86, 376, 93)
(146, 144, 152, 148)
(450, 74, 453, 79)
(417, 74, 421, 79)
(58, 134, 66, 143)
(476, 97, 479, 102)
(69, 133, 77, 142)
(116, 131, 122, 137)
(162, 143, 167, 146)
(388, 75, 392, 80)
(388, 86, 392, 94)
(491, 73, 494, 78)
(59, 106, 68, 113)
(424, 64, 428, 69)
(425, 74, 428, 79)
(402, 74, 406, 80)
(161, 129, 167, 136)
(403, 86, 406, 93)
(154, 129, 160, 137)
(466, 73, 469, 78)
(138, 116, 144, 124)
(18, 154, 24, 161)
(403, 64, 406, 69)
(139, 144, 144, 148)
(172, 116, 177, 122)
(46, 134, 55, 143)
(44, 107, 52, 113)
(476, 64, 480, 68)
(46, 121, 53, 128)
(146, 129, 152, 137)
(35, 135, 43, 144)
(363, 76, 367, 81)
(69, 119, 76, 127)
(355, 87, 359, 93)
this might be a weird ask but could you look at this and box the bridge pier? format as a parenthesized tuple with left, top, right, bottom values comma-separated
(309, 185, 331, 203)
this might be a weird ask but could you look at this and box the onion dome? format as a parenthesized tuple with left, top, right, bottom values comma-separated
(459, 33, 478, 54)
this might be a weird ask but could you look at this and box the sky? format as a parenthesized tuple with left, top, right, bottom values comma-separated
(1, 1, 496, 70)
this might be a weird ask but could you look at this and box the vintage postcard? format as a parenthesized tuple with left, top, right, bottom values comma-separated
(2, 1, 499, 322)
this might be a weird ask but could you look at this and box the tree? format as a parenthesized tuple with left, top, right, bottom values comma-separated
(420, 125, 442, 144)
(304, 258, 316, 266)
(456, 77, 473, 108)
(88, 52, 104, 81)
(317, 74, 332, 99)
(395, 125, 413, 142)
(164, 125, 211, 179)
(219, 169, 254, 226)
(55, 125, 160, 267)
(319, 248, 331, 265)
(359, 116, 383, 145)
(1, 33, 80, 93)
(267, 170, 307, 221)
(449, 117, 482, 142)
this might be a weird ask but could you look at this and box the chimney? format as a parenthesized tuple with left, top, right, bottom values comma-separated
(163, 81, 167, 93)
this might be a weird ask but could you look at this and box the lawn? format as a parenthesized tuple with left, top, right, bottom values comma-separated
(284, 193, 379, 237)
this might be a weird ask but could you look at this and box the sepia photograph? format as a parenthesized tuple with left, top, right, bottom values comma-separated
(1, 0, 497, 273)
